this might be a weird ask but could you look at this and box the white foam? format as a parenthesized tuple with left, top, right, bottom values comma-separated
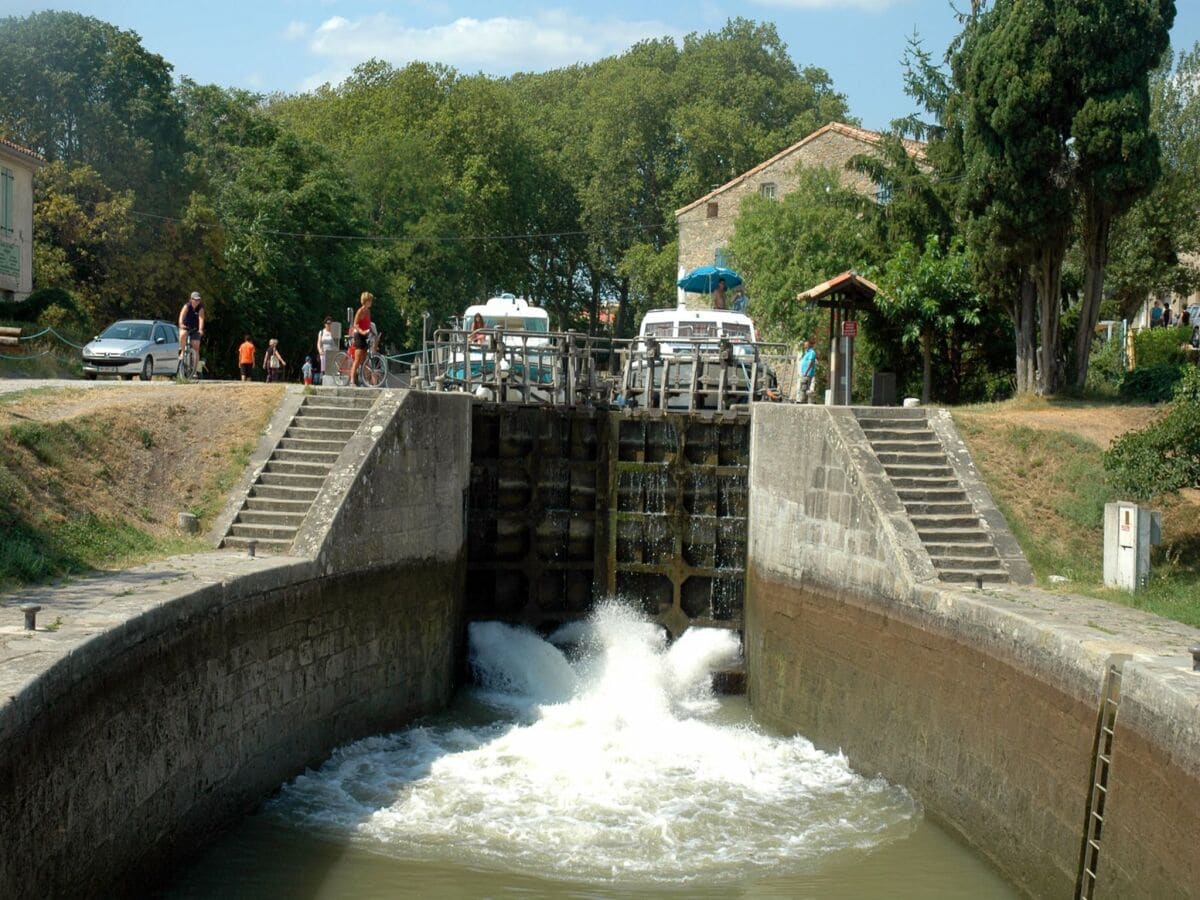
(267, 603, 918, 885)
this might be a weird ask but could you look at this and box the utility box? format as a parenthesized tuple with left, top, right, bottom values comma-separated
(871, 372, 896, 406)
(1103, 502, 1162, 592)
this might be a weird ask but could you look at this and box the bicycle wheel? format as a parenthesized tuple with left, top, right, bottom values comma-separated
(364, 352, 388, 388)
(176, 350, 195, 381)
(329, 351, 352, 386)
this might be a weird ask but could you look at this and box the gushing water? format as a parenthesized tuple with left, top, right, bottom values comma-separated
(264, 603, 919, 886)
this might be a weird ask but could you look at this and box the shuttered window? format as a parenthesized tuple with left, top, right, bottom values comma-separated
(0, 168, 13, 233)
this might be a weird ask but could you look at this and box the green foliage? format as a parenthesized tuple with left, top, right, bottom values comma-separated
(1105, 378, 1200, 498)
(1084, 336, 1126, 396)
(729, 167, 879, 342)
(1119, 364, 1184, 403)
(1133, 325, 1191, 367)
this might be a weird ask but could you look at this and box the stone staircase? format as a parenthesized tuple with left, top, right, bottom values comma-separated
(855, 408, 1010, 585)
(221, 390, 377, 553)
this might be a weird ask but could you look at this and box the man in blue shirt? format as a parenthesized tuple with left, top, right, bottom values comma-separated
(798, 338, 818, 404)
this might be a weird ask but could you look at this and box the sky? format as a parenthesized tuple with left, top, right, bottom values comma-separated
(4, 0, 1200, 132)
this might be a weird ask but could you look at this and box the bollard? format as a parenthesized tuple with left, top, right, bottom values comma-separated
(1190, 646, 1200, 672)
(20, 603, 41, 631)
(247, 540, 257, 559)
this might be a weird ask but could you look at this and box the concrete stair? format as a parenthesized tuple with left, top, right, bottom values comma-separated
(221, 390, 377, 553)
(855, 408, 1010, 586)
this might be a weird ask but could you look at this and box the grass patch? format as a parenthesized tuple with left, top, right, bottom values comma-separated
(186, 441, 255, 526)
(954, 409, 1200, 628)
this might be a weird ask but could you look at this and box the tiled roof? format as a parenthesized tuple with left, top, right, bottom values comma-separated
(0, 137, 46, 166)
(674, 122, 926, 218)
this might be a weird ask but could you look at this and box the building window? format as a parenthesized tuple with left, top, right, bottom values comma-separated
(715, 247, 729, 268)
(759, 182, 776, 199)
(706, 201, 719, 219)
(0, 168, 13, 233)
(874, 179, 892, 206)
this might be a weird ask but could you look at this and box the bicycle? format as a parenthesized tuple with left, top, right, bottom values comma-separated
(177, 328, 201, 381)
(329, 333, 388, 387)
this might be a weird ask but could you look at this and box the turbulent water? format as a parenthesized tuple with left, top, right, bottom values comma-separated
(261, 603, 920, 887)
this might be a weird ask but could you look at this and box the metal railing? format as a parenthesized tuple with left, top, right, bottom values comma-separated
(404, 327, 797, 410)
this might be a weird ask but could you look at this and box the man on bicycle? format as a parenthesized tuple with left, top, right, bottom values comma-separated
(178, 291, 206, 376)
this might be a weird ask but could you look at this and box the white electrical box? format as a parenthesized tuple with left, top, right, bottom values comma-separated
(1103, 502, 1162, 592)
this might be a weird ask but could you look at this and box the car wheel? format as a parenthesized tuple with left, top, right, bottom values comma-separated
(120, 373, 135, 381)
(84, 371, 97, 381)
(141, 357, 154, 382)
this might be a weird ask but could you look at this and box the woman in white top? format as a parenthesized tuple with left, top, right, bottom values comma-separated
(316, 317, 336, 384)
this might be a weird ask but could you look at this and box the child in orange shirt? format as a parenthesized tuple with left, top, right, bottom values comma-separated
(238, 335, 256, 381)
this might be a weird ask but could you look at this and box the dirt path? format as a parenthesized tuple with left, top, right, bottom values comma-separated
(955, 402, 1161, 449)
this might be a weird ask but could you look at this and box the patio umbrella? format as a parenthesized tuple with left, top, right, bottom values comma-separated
(677, 265, 743, 294)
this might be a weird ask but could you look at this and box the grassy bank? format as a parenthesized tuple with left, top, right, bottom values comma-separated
(0, 384, 281, 590)
(954, 402, 1200, 628)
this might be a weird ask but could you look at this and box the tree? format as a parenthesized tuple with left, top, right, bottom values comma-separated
(1064, 0, 1175, 389)
(875, 236, 985, 404)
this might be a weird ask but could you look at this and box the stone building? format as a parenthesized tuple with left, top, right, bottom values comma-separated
(0, 138, 44, 303)
(675, 122, 926, 283)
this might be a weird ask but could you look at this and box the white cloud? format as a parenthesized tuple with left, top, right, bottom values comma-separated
(301, 11, 678, 80)
(751, 0, 899, 10)
(283, 20, 310, 42)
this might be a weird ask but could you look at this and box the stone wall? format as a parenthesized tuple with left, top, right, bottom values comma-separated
(0, 144, 40, 301)
(745, 402, 1200, 899)
(676, 124, 897, 280)
(0, 390, 472, 897)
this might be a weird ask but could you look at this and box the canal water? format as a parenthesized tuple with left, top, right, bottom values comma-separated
(169, 604, 1017, 898)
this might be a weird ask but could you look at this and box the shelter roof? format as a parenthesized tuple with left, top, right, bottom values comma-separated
(0, 138, 46, 167)
(674, 122, 925, 218)
(796, 271, 879, 309)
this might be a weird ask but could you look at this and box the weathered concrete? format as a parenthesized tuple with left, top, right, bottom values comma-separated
(0, 389, 472, 897)
(746, 402, 1200, 899)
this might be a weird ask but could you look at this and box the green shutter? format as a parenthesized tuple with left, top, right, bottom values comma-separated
(0, 168, 12, 233)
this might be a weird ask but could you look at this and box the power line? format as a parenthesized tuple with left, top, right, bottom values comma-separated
(129, 209, 671, 244)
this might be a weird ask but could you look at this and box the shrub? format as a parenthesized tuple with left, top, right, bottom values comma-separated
(1085, 335, 1125, 396)
(1133, 325, 1190, 368)
(1119, 364, 1183, 403)
(1105, 372, 1200, 499)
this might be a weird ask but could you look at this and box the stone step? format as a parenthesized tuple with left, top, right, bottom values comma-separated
(271, 447, 342, 465)
(883, 463, 955, 478)
(257, 470, 328, 489)
(902, 500, 975, 516)
(243, 496, 314, 514)
(930, 555, 1006, 571)
(916, 527, 992, 543)
(222, 535, 294, 553)
(285, 424, 358, 442)
(294, 408, 367, 427)
(910, 513, 983, 530)
(277, 436, 347, 453)
(250, 482, 321, 504)
(890, 475, 960, 489)
(298, 401, 372, 417)
(896, 487, 968, 503)
(855, 407, 927, 420)
(870, 440, 944, 453)
(860, 428, 937, 443)
(228, 522, 300, 541)
(236, 508, 307, 528)
(876, 451, 948, 466)
(858, 418, 928, 431)
(937, 569, 1010, 585)
(923, 541, 998, 559)
(302, 393, 376, 409)
(264, 459, 335, 476)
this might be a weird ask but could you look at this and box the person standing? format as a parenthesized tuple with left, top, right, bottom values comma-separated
(1162, 301, 1172, 327)
(316, 317, 337, 386)
(712, 278, 728, 310)
(302, 356, 314, 386)
(349, 291, 374, 387)
(263, 339, 286, 383)
(798, 337, 818, 404)
(178, 291, 206, 375)
(237, 334, 256, 381)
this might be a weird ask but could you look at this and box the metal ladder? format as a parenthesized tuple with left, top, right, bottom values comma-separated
(1076, 664, 1122, 900)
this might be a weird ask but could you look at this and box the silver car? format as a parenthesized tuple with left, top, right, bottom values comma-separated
(82, 319, 181, 381)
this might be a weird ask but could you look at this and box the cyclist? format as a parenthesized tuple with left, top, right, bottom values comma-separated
(349, 291, 373, 387)
(178, 291, 206, 376)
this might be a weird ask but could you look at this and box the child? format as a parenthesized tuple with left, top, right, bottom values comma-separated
(302, 355, 314, 386)
(263, 339, 286, 383)
(237, 334, 256, 381)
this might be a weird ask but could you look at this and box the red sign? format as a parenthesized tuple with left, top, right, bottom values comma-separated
(841, 320, 859, 338)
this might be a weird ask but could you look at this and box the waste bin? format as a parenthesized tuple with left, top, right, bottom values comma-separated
(871, 371, 896, 406)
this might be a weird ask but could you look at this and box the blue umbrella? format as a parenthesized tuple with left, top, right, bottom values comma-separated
(677, 265, 743, 294)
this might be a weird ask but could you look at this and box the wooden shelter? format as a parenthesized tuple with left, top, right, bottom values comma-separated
(796, 271, 879, 405)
